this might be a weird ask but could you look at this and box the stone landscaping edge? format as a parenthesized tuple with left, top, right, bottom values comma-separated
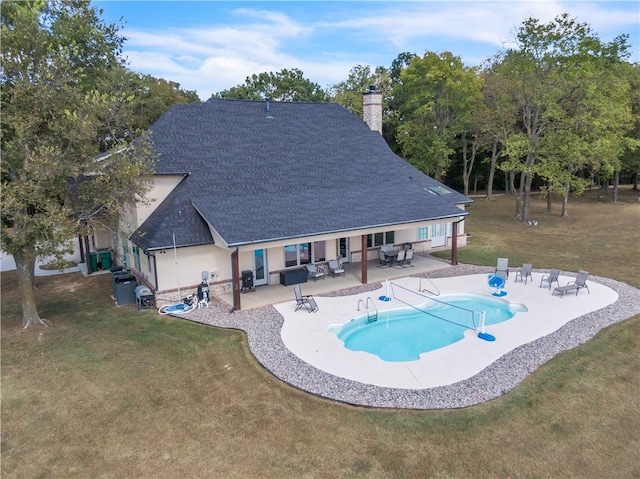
(182, 264, 640, 409)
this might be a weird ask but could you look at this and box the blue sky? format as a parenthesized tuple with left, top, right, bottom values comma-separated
(93, 1, 640, 100)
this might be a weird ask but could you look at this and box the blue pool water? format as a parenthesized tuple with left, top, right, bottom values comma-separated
(329, 293, 527, 362)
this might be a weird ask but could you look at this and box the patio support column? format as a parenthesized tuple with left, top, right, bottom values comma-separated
(451, 221, 458, 266)
(361, 234, 368, 284)
(231, 248, 241, 311)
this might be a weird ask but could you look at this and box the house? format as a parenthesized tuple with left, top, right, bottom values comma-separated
(116, 88, 471, 310)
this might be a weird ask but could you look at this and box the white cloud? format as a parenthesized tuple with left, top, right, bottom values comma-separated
(118, 1, 638, 100)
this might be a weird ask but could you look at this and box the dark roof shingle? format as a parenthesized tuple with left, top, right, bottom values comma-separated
(132, 99, 470, 250)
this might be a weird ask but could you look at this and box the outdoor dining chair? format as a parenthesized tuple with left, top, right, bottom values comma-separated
(515, 263, 533, 284)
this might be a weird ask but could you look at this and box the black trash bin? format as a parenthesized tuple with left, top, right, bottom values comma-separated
(114, 273, 137, 306)
(241, 270, 255, 292)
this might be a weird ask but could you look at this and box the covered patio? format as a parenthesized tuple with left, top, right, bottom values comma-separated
(218, 253, 453, 310)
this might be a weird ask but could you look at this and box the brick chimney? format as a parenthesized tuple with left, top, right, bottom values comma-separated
(362, 85, 382, 134)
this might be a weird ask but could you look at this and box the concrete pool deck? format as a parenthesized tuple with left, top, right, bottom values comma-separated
(184, 264, 640, 409)
(276, 273, 619, 389)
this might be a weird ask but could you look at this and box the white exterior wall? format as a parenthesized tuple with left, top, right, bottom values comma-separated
(149, 205, 469, 293)
(153, 243, 228, 293)
(136, 175, 184, 226)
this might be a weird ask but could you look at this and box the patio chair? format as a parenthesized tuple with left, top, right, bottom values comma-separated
(378, 250, 391, 268)
(393, 249, 406, 268)
(495, 257, 509, 278)
(402, 249, 414, 267)
(568, 270, 590, 294)
(540, 268, 560, 290)
(328, 259, 345, 278)
(294, 284, 319, 312)
(305, 263, 325, 282)
(514, 263, 533, 284)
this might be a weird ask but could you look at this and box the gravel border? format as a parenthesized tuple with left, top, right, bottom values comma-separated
(183, 264, 640, 409)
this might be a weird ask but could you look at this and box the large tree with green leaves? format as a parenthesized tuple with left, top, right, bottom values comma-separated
(394, 51, 483, 181)
(215, 68, 329, 102)
(330, 64, 391, 117)
(127, 73, 201, 130)
(496, 14, 632, 221)
(1, 0, 155, 328)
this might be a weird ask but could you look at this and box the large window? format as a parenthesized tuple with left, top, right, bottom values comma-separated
(285, 242, 325, 267)
(367, 231, 395, 248)
(313, 241, 326, 262)
(284, 243, 311, 267)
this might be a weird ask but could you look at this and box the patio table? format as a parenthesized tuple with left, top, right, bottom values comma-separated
(384, 249, 400, 264)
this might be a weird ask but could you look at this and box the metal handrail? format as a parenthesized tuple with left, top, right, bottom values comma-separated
(419, 277, 440, 296)
(357, 296, 378, 323)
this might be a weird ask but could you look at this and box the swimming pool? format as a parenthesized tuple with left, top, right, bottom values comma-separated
(328, 293, 527, 362)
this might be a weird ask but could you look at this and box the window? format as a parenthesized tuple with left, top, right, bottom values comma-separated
(284, 243, 312, 267)
(313, 241, 326, 262)
(367, 231, 395, 248)
(284, 245, 298, 267)
(417, 227, 428, 241)
(132, 245, 141, 271)
(426, 185, 451, 195)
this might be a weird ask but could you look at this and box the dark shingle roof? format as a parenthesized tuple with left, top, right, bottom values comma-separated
(132, 99, 470, 250)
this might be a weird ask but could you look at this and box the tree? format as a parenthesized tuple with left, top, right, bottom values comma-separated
(496, 14, 632, 221)
(215, 68, 329, 102)
(478, 62, 519, 199)
(1, 0, 155, 328)
(394, 51, 482, 181)
(619, 62, 640, 192)
(128, 74, 201, 130)
(330, 64, 391, 117)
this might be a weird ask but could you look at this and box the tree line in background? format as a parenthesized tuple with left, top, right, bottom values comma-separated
(1, 1, 637, 327)
(217, 15, 639, 222)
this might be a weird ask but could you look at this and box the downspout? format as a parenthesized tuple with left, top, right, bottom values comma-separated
(152, 253, 159, 291)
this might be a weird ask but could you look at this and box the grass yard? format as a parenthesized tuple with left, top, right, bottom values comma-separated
(2, 186, 639, 478)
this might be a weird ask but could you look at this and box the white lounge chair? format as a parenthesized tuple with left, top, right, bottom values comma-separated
(568, 270, 590, 294)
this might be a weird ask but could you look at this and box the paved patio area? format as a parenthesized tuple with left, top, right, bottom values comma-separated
(217, 253, 453, 309)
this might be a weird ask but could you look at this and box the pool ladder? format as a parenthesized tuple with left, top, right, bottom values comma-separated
(357, 297, 378, 324)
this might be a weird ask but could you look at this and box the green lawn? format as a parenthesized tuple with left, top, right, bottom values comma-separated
(2, 186, 639, 478)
